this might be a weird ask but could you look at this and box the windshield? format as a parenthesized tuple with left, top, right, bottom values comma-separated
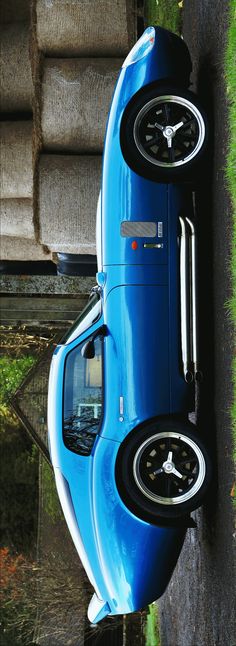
(61, 293, 102, 345)
(63, 335, 103, 455)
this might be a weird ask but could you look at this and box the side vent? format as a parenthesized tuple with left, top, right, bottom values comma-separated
(121, 221, 157, 237)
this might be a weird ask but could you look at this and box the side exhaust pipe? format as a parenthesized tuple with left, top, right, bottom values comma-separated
(179, 215, 202, 383)
(179, 216, 193, 383)
(186, 217, 202, 382)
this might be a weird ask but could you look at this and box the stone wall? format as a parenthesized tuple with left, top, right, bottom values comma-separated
(0, 0, 137, 263)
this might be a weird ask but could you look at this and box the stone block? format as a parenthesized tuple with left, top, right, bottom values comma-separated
(0, 24, 33, 112)
(41, 58, 121, 152)
(0, 236, 51, 261)
(39, 155, 101, 254)
(0, 199, 34, 239)
(0, 122, 33, 198)
(36, 0, 136, 56)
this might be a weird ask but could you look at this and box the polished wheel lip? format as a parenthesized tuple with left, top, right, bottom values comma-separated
(133, 95, 205, 168)
(133, 431, 206, 505)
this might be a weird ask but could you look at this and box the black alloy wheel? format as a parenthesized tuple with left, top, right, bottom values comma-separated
(115, 419, 212, 522)
(120, 86, 208, 182)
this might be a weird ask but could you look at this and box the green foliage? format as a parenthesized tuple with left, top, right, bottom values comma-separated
(145, 603, 160, 646)
(0, 402, 19, 429)
(0, 346, 42, 564)
(0, 430, 39, 553)
(0, 355, 36, 405)
(41, 461, 63, 522)
(144, 0, 183, 35)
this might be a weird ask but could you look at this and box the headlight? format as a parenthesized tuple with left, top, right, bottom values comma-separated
(122, 26, 155, 68)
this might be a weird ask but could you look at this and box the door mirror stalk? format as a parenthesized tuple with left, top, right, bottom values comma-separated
(81, 325, 107, 359)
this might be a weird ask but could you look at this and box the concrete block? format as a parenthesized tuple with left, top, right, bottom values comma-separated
(0, 122, 33, 198)
(41, 58, 122, 152)
(0, 274, 95, 295)
(0, 236, 51, 261)
(39, 155, 101, 254)
(0, 24, 33, 112)
(36, 0, 136, 56)
(0, 199, 34, 239)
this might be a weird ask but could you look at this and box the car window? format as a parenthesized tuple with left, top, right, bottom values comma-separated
(63, 335, 102, 456)
(61, 293, 102, 345)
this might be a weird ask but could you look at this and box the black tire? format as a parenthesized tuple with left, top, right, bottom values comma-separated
(120, 85, 209, 183)
(115, 418, 212, 522)
(57, 253, 97, 277)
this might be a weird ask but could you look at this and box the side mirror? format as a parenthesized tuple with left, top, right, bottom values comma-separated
(81, 325, 107, 359)
(81, 340, 95, 359)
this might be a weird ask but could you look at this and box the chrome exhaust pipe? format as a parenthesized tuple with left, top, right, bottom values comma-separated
(179, 216, 193, 383)
(186, 217, 202, 382)
(179, 215, 202, 383)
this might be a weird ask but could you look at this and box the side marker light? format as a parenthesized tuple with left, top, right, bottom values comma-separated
(131, 241, 138, 250)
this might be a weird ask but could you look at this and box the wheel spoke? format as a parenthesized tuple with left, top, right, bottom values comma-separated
(143, 133, 162, 149)
(141, 124, 156, 134)
(175, 137, 188, 153)
(154, 121, 164, 132)
(164, 103, 171, 124)
(172, 467, 183, 480)
(180, 466, 197, 477)
(143, 138, 158, 150)
(166, 476, 171, 497)
(181, 118, 196, 130)
(166, 437, 171, 452)
(178, 129, 195, 138)
(172, 476, 184, 493)
(153, 467, 164, 476)
(172, 120, 184, 132)
(172, 478, 182, 491)
(168, 145, 175, 162)
(155, 140, 167, 159)
(178, 457, 197, 466)
(146, 463, 156, 472)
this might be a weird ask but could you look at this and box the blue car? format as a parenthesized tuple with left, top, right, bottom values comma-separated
(48, 26, 211, 624)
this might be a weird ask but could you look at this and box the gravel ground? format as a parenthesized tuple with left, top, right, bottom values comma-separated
(159, 2, 236, 645)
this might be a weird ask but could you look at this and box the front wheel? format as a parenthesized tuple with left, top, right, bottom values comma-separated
(115, 419, 212, 522)
(120, 86, 209, 182)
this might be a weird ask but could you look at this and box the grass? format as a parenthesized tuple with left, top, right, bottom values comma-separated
(225, 0, 236, 480)
(144, 0, 183, 34)
(0, 354, 37, 427)
(0, 355, 36, 403)
(145, 604, 160, 646)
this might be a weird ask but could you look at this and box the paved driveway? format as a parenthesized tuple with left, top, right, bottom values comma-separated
(159, 2, 236, 645)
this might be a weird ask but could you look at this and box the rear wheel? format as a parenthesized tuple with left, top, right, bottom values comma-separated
(116, 419, 212, 522)
(120, 86, 209, 182)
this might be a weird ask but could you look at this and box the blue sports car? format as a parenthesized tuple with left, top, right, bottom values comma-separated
(48, 26, 212, 623)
